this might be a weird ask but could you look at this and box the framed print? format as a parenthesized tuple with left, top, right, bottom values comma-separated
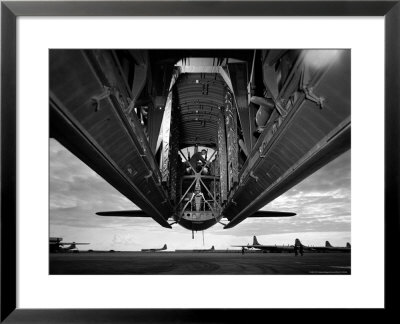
(1, 0, 399, 322)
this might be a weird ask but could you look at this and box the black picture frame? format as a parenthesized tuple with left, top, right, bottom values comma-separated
(1, 0, 399, 322)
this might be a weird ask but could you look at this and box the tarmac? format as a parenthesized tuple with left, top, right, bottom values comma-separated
(50, 252, 351, 275)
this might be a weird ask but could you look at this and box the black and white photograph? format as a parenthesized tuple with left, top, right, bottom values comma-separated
(49, 49, 351, 275)
(3, 1, 397, 318)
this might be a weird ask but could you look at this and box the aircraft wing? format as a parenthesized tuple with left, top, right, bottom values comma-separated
(262, 245, 294, 252)
(232, 244, 294, 252)
(224, 211, 295, 224)
(96, 210, 150, 217)
(59, 242, 90, 245)
(223, 211, 295, 229)
(231, 244, 264, 249)
(247, 211, 296, 217)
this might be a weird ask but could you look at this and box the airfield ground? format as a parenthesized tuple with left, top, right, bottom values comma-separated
(50, 252, 350, 275)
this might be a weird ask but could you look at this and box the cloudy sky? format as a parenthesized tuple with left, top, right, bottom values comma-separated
(50, 139, 351, 251)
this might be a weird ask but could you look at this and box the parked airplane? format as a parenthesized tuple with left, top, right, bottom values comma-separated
(234, 237, 351, 253)
(324, 241, 351, 252)
(233, 236, 294, 253)
(50, 49, 350, 234)
(141, 244, 167, 252)
(175, 245, 215, 252)
(295, 239, 351, 252)
(193, 245, 215, 252)
(49, 237, 89, 253)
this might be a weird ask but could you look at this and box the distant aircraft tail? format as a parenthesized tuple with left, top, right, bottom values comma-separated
(162, 244, 167, 250)
(325, 241, 332, 247)
(211, 246, 215, 250)
(253, 236, 261, 245)
(346, 243, 351, 248)
(295, 238, 302, 247)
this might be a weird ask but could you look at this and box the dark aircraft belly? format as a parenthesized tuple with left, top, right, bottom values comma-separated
(178, 218, 218, 231)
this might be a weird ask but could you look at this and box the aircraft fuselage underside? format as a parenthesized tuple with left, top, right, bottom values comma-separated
(50, 49, 351, 231)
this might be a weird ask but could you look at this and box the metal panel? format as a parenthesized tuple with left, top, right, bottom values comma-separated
(228, 62, 251, 153)
(160, 94, 172, 183)
(223, 51, 351, 228)
(169, 95, 180, 203)
(218, 113, 228, 203)
(225, 90, 239, 192)
(148, 104, 165, 153)
(174, 73, 225, 146)
(50, 50, 172, 228)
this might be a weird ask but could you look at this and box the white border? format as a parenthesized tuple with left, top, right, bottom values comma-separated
(18, 17, 384, 308)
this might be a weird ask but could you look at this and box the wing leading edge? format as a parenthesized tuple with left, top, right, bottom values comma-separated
(97, 210, 295, 218)
(247, 211, 296, 217)
(223, 210, 296, 228)
(96, 210, 150, 217)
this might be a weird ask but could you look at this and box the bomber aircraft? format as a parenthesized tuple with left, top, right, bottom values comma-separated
(193, 245, 215, 252)
(49, 237, 90, 253)
(323, 241, 351, 252)
(233, 236, 295, 253)
(50, 49, 350, 236)
(141, 244, 168, 252)
(295, 239, 351, 253)
(175, 245, 215, 252)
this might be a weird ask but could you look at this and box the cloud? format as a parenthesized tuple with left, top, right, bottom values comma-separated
(256, 151, 351, 236)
